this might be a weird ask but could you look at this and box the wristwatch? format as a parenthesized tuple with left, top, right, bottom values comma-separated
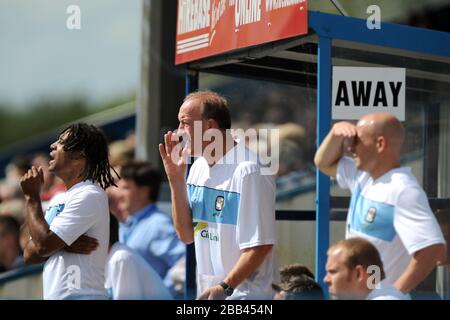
(219, 281, 234, 296)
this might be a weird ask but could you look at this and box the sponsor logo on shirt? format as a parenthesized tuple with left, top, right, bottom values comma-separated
(192, 221, 220, 242)
(193, 222, 209, 236)
(200, 229, 219, 242)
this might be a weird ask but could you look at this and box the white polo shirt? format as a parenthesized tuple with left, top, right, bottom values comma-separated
(187, 142, 278, 299)
(43, 180, 109, 300)
(337, 157, 445, 283)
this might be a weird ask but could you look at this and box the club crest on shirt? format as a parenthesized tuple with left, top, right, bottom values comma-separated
(215, 196, 224, 211)
(365, 207, 377, 223)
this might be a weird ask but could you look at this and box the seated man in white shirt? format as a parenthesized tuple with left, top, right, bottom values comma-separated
(324, 237, 410, 300)
(105, 214, 172, 300)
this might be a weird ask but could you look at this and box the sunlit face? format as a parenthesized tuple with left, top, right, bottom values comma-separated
(348, 119, 378, 172)
(323, 249, 359, 300)
(48, 131, 75, 177)
(119, 178, 150, 214)
(177, 98, 207, 157)
(107, 179, 129, 221)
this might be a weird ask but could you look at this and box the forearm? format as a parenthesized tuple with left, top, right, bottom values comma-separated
(314, 130, 345, 177)
(394, 244, 446, 293)
(223, 245, 273, 289)
(25, 195, 52, 252)
(23, 238, 48, 265)
(169, 178, 194, 244)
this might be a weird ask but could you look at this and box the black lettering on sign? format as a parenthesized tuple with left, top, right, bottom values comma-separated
(335, 81, 349, 106)
(389, 82, 402, 107)
(373, 81, 387, 107)
(351, 81, 372, 107)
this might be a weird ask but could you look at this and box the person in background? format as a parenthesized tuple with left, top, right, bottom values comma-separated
(105, 214, 172, 300)
(324, 238, 410, 300)
(118, 160, 185, 295)
(272, 264, 324, 300)
(0, 215, 24, 273)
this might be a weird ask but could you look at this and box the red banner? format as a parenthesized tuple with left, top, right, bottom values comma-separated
(175, 0, 308, 65)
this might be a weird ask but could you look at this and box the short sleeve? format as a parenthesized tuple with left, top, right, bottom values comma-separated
(237, 172, 276, 249)
(50, 190, 105, 246)
(394, 186, 445, 255)
(336, 156, 358, 190)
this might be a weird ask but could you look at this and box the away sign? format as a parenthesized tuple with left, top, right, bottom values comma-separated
(332, 67, 405, 121)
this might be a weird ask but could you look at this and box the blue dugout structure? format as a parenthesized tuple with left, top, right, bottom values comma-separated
(181, 11, 450, 296)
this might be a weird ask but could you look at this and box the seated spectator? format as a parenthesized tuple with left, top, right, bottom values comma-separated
(108, 139, 134, 168)
(0, 215, 24, 273)
(278, 263, 315, 281)
(0, 156, 31, 224)
(107, 173, 129, 223)
(0, 196, 25, 224)
(272, 264, 324, 300)
(105, 214, 172, 300)
(324, 238, 410, 300)
(118, 161, 185, 294)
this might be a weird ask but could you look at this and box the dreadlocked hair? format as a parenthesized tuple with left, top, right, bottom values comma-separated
(59, 123, 119, 190)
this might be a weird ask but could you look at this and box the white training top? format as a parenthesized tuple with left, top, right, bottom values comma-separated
(337, 157, 445, 283)
(43, 181, 109, 300)
(366, 280, 411, 300)
(105, 242, 172, 300)
(187, 142, 278, 300)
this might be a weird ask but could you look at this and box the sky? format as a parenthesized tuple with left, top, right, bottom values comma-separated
(1, 0, 449, 111)
(0, 0, 142, 110)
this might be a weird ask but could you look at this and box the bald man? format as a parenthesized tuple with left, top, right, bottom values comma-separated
(314, 112, 446, 295)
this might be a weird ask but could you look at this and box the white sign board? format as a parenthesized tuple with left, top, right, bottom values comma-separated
(332, 67, 405, 121)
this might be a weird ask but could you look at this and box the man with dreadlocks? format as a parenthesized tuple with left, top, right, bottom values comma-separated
(21, 123, 117, 300)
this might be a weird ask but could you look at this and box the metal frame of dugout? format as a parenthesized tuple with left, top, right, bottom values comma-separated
(181, 11, 450, 300)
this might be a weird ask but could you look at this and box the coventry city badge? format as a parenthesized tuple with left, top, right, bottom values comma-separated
(365, 207, 377, 223)
(215, 196, 225, 211)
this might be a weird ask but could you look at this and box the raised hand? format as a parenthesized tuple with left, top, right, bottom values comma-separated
(20, 166, 45, 198)
(332, 121, 357, 139)
(158, 131, 188, 182)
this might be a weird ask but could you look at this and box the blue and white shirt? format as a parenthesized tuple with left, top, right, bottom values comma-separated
(337, 157, 445, 283)
(187, 142, 277, 299)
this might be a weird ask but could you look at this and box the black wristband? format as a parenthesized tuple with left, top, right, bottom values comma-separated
(219, 281, 234, 296)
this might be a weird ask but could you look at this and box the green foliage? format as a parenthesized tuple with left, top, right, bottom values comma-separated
(0, 95, 134, 148)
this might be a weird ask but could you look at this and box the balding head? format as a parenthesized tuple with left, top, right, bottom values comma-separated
(328, 238, 386, 280)
(357, 112, 405, 154)
(184, 91, 231, 130)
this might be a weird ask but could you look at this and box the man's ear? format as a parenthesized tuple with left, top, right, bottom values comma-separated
(355, 265, 366, 282)
(376, 136, 386, 152)
(140, 185, 152, 201)
(206, 118, 219, 129)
